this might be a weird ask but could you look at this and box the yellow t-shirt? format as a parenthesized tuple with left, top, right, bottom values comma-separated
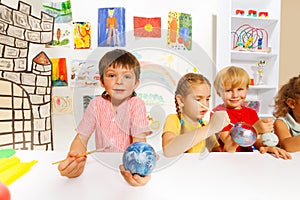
(163, 114, 219, 153)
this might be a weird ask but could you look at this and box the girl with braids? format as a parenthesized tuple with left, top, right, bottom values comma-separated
(58, 49, 153, 186)
(162, 73, 230, 157)
(274, 75, 300, 152)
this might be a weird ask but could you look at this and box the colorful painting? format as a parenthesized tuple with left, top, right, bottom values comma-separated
(46, 23, 71, 47)
(133, 17, 161, 38)
(51, 58, 68, 86)
(167, 11, 192, 50)
(70, 59, 99, 87)
(73, 22, 91, 49)
(42, 0, 72, 23)
(98, 7, 126, 47)
(52, 96, 73, 114)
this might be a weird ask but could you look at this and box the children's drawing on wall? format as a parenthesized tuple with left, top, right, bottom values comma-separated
(137, 61, 180, 136)
(46, 23, 71, 47)
(0, 1, 54, 150)
(167, 11, 192, 50)
(51, 58, 68, 86)
(73, 22, 91, 49)
(133, 17, 161, 38)
(42, 0, 72, 23)
(70, 59, 99, 87)
(52, 96, 73, 114)
(98, 7, 125, 47)
(83, 95, 97, 112)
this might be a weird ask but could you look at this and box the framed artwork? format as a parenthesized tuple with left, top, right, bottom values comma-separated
(51, 58, 68, 86)
(167, 11, 192, 50)
(133, 17, 161, 38)
(73, 22, 91, 49)
(98, 7, 125, 47)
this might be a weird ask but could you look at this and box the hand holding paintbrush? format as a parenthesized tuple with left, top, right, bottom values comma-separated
(194, 100, 234, 126)
(52, 146, 111, 165)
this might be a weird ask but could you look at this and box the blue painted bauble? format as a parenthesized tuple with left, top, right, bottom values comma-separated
(230, 122, 257, 147)
(123, 142, 156, 177)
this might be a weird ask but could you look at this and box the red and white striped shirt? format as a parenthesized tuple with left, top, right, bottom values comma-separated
(76, 96, 150, 152)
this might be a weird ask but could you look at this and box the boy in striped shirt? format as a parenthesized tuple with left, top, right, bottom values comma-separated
(58, 49, 152, 186)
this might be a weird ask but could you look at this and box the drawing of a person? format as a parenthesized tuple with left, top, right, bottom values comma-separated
(106, 9, 118, 46)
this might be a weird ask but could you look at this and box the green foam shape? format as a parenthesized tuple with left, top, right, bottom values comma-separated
(0, 149, 16, 158)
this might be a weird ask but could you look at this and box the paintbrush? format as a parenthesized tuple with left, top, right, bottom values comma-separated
(52, 146, 111, 165)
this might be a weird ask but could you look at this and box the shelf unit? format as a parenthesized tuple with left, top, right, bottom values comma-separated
(224, 0, 281, 118)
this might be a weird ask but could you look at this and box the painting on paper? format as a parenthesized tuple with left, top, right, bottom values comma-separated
(98, 7, 126, 47)
(73, 22, 91, 49)
(52, 96, 73, 114)
(51, 58, 68, 86)
(83, 95, 99, 112)
(42, 0, 72, 23)
(46, 23, 71, 47)
(133, 17, 161, 38)
(70, 59, 99, 87)
(167, 11, 192, 50)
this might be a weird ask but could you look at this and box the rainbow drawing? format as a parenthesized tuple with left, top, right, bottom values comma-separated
(139, 61, 181, 93)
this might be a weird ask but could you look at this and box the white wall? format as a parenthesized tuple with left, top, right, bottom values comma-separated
(3, 0, 230, 151)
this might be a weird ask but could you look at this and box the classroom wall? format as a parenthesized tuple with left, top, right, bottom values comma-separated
(1, 0, 227, 151)
(1, 0, 296, 152)
(279, 1, 300, 86)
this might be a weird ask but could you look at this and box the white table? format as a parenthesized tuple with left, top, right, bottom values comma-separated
(8, 150, 300, 200)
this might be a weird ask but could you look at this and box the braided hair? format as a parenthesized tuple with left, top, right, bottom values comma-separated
(175, 73, 211, 125)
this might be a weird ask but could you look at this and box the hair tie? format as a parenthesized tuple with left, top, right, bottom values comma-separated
(180, 119, 204, 126)
(180, 119, 184, 125)
(198, 119, 204, 126)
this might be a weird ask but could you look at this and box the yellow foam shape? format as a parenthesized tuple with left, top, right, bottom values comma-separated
(0, 156, 20, 173)
(0, 159, 37, 185)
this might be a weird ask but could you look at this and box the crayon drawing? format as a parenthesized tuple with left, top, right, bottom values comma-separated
(167, 11, 192, 50)
(52, 96, 73, 114)
(98, 7, 125, 47)
(51, 58, 68, 86)
(46, 23, 71, 47)
(42, 0, 72, 23)
(133, 17, 161, 38)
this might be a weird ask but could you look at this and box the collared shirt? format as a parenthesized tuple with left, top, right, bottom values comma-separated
(77, 96, 150, 152)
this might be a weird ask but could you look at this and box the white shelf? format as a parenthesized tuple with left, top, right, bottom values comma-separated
(221, 0, 281, 117)
(231, 16, 278, 29)
(249, 85, 277, 90)
(231, 50, 277, 61)
(258, 114, 274, 118)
